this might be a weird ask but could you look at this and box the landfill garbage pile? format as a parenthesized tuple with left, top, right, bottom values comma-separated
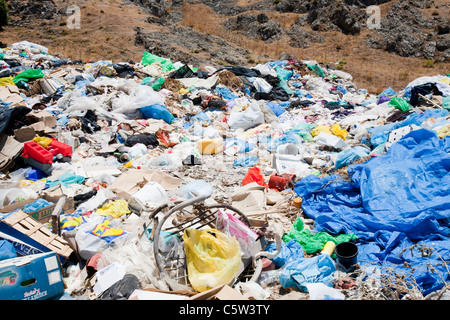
(0, 40, 449, 301)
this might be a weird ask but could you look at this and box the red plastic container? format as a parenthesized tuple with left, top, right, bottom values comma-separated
(47, 139, 72, 157)
(22, 139, 73, 164)
(22, 141, 53, 164)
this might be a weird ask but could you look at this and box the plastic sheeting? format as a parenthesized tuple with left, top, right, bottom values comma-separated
(368, 108, 449, 147)
(294, 129, 450, 295)
(265, 238, 304, 268)
(279, 254, 336, 292)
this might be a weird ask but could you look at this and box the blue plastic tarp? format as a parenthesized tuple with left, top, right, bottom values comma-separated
(294, 129, 450, 295)
(335, 146, 370, 169)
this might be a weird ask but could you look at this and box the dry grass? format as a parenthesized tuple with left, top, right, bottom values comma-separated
(2, 0, 148, 62)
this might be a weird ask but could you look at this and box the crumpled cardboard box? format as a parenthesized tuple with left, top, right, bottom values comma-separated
(0, 135, 23, 172)
(0, 85, 24, 105)
(108, 169, 181, 200)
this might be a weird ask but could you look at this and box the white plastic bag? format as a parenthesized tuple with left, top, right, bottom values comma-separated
(253, 77, 273, 93)
(128, 143, 148, 159)
(181, 180, 213, 199)
(235, 281, 270, 300)
(75, 214, 128, 260)
(305, 283, 345, 300)
(228, 100, 265, 131)
(315, 132, 348, 149)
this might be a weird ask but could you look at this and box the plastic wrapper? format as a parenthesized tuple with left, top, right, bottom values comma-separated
(388, 97, 412, 111)
(242, 167, 268, 188)
(228, 100, 265, 131)
(75, 215, 128, 260)
(95, 199, 131, 219)
(265, 238, 304, 268)
(282, 217, 357, 255)
(279, 254, 336, 292)
(331, 123, 348, 140)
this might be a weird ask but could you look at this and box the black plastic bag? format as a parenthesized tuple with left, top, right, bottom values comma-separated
(168, 64, 194, 79)
(97, 274, 142, 300)
(74, 189, 98, 207)
(0, 105, 31, 136)
(124, 133, 159, 148)
(78, 109, 101, 134)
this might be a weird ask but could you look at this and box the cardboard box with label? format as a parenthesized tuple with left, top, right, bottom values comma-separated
(0, 194, 74, 224)
(0, 251, 65, 300)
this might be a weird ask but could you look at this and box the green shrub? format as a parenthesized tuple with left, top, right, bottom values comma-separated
(0, 0, 8, 30)
(423, 59, 434, 68)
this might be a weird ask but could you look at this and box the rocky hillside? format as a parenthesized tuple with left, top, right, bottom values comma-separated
(1, 0, 449, 93)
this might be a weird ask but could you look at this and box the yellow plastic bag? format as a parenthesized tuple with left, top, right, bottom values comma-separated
(182, 228, 242, 292)
(33, 136, 53, 148)
(311, 125, 331, 137)
(331, 123, 348, 140)
(95, 199, 130, 218)
(0, 77, 15, 86)
(437, 124, 450, 139)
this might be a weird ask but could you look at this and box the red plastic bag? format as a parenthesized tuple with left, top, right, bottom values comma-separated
(242, 166, 268, 188)
(268, 173, 296, 192)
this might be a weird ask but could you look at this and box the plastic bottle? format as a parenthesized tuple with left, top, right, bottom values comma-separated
(114, 152, 130, 163)
(258, 269, 282, 288)
(321, 241, 336, 256)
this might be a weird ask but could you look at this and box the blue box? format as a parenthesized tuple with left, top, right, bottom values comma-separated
(0, 251, 65, 300)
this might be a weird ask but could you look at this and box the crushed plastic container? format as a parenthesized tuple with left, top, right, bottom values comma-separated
(128, 182, 169, 212)
(197, 138, 224, 155)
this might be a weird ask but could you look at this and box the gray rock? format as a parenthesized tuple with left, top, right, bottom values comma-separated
(306, 1, 367, 35)
(135, 24, 250, 66)
(8, 0, 61, 23)
(223, 14, 284, 42)
(436, 36, 450, 52)
(287, 24, 324, 49)
(367, 0, 449, 59)
(256, 20, 283, 42)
